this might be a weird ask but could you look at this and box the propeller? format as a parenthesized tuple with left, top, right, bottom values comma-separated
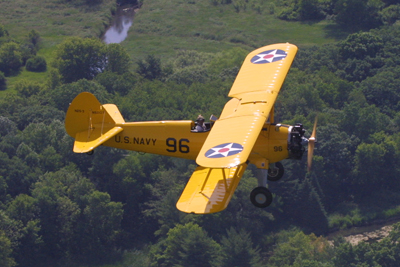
(307, 117, 318, 172)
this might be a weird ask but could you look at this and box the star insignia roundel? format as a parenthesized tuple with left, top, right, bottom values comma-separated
(205, 143, 244, 158)
(250, 49, 287, 64)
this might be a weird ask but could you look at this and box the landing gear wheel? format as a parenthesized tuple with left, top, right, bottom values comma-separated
(86, 150, 94, 156)
(250, 187, 273, 208)
(268, 162, 284, 182)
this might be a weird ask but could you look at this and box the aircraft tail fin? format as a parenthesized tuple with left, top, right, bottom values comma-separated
(65, 92, 125, 153)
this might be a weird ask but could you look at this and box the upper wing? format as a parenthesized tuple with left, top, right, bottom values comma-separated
(196, 43, 297, 168)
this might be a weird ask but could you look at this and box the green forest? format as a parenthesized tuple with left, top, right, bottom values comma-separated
(1, 0, 400, 266)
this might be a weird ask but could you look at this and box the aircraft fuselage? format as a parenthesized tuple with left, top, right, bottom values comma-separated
(103, 120, 291, 165)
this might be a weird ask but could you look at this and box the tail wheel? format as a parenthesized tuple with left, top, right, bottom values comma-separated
(250, 187, 273, 208)
(268, 162, 284, 181)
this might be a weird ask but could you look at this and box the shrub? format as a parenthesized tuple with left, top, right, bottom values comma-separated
(26, 56, 47, 72)
(14, 80, 42, 97)
(28, 30, 40, 46)
(0, 24, 6, 38)
(0, 71, 6, 91)
(0, 42, 23, 75)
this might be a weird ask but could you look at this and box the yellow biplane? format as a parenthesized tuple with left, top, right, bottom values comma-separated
(65, 43, 317, 214)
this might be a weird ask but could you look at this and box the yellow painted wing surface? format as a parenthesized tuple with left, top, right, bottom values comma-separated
(196, 43, 298, 168)
(176, 163, 247, 214)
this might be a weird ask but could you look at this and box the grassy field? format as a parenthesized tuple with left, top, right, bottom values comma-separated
(0, 0, 116, 40)
(0, 0, 116, 95)
(122, 0, 346, 62)
(0, 0, 348, 94)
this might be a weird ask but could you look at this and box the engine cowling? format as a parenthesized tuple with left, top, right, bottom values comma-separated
(288, 123, 308, 160)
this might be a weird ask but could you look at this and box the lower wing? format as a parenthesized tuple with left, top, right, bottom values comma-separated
(176, 163, 248, 214)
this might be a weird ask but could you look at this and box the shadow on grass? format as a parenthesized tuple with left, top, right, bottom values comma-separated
(296, 19, 353, 42)
(322, 22, 382, 41)
(323, 23, 353, 41)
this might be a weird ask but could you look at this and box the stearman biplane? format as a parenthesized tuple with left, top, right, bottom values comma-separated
(65, 43, 317, 214)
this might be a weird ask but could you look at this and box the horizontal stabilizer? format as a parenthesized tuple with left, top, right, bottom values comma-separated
(73, 126, 123, 153)
(176, 163, 248, 214)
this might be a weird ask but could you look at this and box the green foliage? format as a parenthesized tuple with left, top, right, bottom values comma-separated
(0, 42, 23, 76)
(208, 47, 247, 75)
(28, 166, 123, 263)
(0, 117, 16, 137)
(26, 56, 47, 72)
(86, 0, 103, 4)
(277, 0, 300, 21)
(0, 230, 15, 267)
(332, 223, 400, 266)
(167, 50, 216, 86)
(111, 152, 161, 238)
(6, 100, 65, 131)
(339, 32, 383, 60)
(27, 30, 40, 47)
(360, 66, 400, 115)
(54, 37, 107, 83)
(334, 0, 384, 31)
(20, 120, 67, 154)
(380, 4, 400, 24)
(220, 228, 262, 267)
(81, 191, 123, 258)
(95, 71, 139, 95)
(340, 102, 390, 140)
(14, 80, 42, 98)
(276, 0, 324, 21)
(352, 132, 398, 190)
(0, 71, 5, 91)
(150, 222, 222, 267)
(14, 219, 43, 267)
(7, 194, 39, 226)
(136, 55, 164, 81)
(0, 24, 6, 38)
(284, 178, 329, 234)
(48, 78, 108, 112)
(105, 43, 131, 75)
(298, 0, 324, 20)
(268, 230, 333, 267)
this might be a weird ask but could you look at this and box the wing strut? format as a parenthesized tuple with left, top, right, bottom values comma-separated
(222, 168, 229, 192)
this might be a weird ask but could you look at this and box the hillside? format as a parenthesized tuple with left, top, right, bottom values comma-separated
(123, 0, 341, 60)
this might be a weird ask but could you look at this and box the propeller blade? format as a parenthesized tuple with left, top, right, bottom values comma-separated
(307, 117, 318, 172)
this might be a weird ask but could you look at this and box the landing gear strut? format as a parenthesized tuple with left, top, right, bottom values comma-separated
(268, 162, 284, 181)
(250, 162, 284, 208)
(250, 168, 273, 208)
